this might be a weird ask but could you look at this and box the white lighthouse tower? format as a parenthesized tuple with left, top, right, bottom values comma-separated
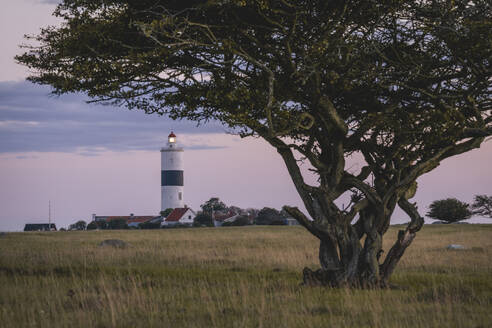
(161, 131, 184, 211)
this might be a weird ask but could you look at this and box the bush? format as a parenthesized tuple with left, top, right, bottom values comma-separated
(427, 198, 472, 223)
(160, 208, 173, 217)
(74, 220, 87, 230)
(87, 221, 106, 230)
(194, 213, 214, 227)
(139, 221, 161, 229)
(254, 207, 285, 225)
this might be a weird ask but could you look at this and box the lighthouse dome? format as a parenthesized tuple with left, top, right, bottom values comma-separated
(168, 131, 177, 144)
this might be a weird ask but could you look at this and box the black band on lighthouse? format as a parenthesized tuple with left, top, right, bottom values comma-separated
(161, 170, 184, 186)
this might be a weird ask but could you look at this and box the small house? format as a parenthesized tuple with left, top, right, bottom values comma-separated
(24, 223, 57, 231)
(213, 209, 240, 227)
(162, 208, 196, 226)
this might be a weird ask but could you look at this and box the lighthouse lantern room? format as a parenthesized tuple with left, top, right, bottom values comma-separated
(161, 132, 184, 211)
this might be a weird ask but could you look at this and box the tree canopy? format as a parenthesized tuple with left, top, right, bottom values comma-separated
(72, 220, 87, 230)
(194, 213, 214, 227)
(200, 197, 227, 214)
(17, 0, 491, 287)
(254, 207, 285, 225)
(426, 198, 472, 223)
(160, 208, 174, 217)
(471, 194, 492, 218)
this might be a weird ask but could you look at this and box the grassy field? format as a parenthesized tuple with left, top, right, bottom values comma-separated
(0, 225, 491, 328)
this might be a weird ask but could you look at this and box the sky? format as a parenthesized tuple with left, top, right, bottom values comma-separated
(0, 0, 490, 231)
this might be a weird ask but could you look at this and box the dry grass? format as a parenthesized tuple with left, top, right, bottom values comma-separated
(0, 225, 491, 327)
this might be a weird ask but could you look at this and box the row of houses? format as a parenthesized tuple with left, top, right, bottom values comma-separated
(89, 207, 271, 228)
(24, 223, 57, 231)
(92, 207, 197, 228)
(24, 207, 299, 231)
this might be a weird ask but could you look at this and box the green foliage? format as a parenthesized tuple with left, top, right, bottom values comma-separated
(139, 220, 161, 229)
(87, 220, 107, 230)
(427, 198, 472, 223)
(471, 194, 492, 218)
(200, 198, 226, 215)
(255, 208, 284, 225)
(194, 213, 214, 227)
(74, 220, 87, 230)
(160, 208, 173, 217)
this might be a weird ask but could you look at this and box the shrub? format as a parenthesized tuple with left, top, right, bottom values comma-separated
(427, 198, 472, 223)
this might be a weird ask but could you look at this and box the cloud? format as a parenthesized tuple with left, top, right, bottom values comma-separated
(15, 155, 38, 159)
(0, 81, 226, 154)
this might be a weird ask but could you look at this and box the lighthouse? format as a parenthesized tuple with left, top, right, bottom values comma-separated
(161, 132, 184, 211)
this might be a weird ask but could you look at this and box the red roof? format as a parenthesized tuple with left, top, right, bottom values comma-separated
(168, 131, 176, 138)
(213, 210, 237, 222)
(104, 216, 154, 223)
(128, 217, 155, 224)
(165, 208, 192, 222)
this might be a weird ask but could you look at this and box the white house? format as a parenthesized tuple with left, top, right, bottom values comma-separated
(161, 207, 196, 226)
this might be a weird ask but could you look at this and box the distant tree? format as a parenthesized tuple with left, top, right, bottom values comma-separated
(160, 208, 173, 217)
(87, 220, 109, 230)
(74, 220, 87, 230)
(231, 215, 252, 226)
(427, 198, 472, 223)
(200, 198, 226, 216)
(108, 219, 128, 230)
(471, 195, 492, 218)
(255, 208, 284, 225)
(245, 208, 260, 219)
(194, 213, 214, 227)
(228, 206, 243, 214)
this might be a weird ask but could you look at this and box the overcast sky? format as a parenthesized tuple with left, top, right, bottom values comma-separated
(0, 0, 490, 231)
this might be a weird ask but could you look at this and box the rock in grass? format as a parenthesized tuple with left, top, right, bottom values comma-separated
(446, 244, 465, 250)
(98, 239, 130, 248)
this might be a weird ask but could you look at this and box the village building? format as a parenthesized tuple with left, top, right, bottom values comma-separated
(213, 209, 241, 227)
(24, 223, 57, 231)
(161, 207, 196, 226)
(91, 214, 158, 227)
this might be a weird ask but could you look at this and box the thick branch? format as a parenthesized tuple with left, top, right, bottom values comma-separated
(283, 206, 328, 240)
(380, 199, 424, 285)
(342, 173, 382, 206)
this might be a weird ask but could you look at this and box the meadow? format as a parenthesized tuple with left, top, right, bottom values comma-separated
(0, 224, 491, 328)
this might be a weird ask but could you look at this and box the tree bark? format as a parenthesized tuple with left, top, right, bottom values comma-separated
(298, 202, 423, 289)
(379, 199, 424, 287)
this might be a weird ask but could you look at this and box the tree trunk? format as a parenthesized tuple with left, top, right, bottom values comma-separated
(303, 227, 381, 288)
(285, 197, 424, 288)
(299, 210, 421, 289)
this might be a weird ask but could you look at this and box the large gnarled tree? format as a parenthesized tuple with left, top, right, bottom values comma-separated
(17, 0, 491, 287)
